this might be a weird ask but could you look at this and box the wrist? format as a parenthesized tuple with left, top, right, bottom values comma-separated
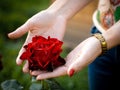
(102, 30, 120, 49)
(47, 0, 69, 20)
(102, 20, 120, 49)
(47, 0, 92, 20)
(45, 9, 68, 24)
(93, 33, 107, 54)
(88, 36, 102, 56)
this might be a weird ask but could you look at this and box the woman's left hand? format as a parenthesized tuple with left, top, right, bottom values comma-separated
(31, 36, 102, 80)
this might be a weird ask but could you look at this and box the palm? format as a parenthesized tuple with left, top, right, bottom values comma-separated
(27, 11, 66, 40)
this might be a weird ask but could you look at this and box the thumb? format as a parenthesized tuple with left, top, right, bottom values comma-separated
(67, 56, 85, 77)
(8, 21, 30, 39)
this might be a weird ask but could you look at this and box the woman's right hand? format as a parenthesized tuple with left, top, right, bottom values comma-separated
(8, 10, 67, 73)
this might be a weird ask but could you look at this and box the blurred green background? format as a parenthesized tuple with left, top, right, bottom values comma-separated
(0, 0, 89, 90)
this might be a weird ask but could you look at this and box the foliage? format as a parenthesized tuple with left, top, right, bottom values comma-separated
(1, 78, 64, 90)
(0, 0, 50, 38)
(1, 79, 23, 90)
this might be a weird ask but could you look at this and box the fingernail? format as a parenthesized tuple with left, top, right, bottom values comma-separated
(69, 69, 75, 77)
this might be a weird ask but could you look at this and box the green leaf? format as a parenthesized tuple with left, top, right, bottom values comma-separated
(30, 77, 42, 90)
(29, 83, 42, 90)
(1, 79, 24, 90)
(29, 78, 64, 90)
(45, 79, 64, 90)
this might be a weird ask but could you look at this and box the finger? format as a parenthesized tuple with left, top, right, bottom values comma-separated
(16, 47, 26, 65)
(67, 48, 89, 77)
(8, 21, 30, 39)
(67, 54, 96, 77)
(16, 33, 32, 65)
(23, 61, 29, 73)
(67, 57, 83, 77)
(36, 66, 67, 80)
(67, 38, 100, 77)
(31, 70, 47, 76)
(16, 31, 34, 65)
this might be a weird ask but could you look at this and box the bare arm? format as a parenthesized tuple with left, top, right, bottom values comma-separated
(47, 0, 93, 20)
(103, 20, 120, 49)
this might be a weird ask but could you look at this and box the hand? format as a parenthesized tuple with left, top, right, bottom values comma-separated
(31, 36, 102, 80)
(8, 10, 67, 72)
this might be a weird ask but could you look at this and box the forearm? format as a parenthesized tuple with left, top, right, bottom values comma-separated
(47, 0, 92, 20)
(102, 20, 120, 49)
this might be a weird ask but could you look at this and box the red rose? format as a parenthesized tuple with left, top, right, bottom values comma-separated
(20, 36, 65, 71)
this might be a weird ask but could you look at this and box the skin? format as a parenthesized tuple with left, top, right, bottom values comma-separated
(8, 0, 120, 80)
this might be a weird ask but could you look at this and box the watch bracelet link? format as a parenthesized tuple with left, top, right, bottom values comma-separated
(93, 33, 107, 54)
